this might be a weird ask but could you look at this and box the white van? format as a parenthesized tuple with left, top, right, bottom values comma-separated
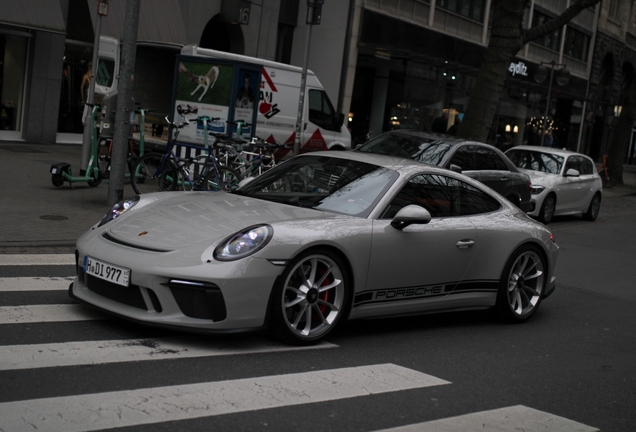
(177, 45, 351, 154)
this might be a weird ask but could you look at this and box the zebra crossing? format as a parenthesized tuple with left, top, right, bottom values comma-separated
(0, 254, 599, 432)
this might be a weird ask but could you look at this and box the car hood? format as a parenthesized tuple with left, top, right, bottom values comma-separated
(104, 192, 341, 250)
(518, 168, 556, 185)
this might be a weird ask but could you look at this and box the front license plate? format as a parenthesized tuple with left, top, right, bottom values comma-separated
(84, 256, 130, 287)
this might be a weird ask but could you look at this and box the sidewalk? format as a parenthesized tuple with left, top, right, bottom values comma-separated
(1, 142, 635, 254)
(0, 142, 137, 254)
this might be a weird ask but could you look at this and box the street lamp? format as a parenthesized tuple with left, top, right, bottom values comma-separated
(535, 61, 570, 146)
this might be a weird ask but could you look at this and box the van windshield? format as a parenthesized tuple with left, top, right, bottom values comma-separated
(308, 89, 339, 131)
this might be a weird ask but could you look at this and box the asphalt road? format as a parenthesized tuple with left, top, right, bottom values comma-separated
(1, 194, 635, 431)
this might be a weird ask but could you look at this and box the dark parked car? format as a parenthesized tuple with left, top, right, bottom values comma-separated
(355, 130, 532, 212)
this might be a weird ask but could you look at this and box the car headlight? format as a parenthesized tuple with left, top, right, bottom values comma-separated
(531, 185, 546, 195)
(214, 225, 273, 261)
(98, 196, 140, 227)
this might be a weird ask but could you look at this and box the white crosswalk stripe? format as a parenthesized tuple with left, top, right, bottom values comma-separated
(0, 364, 450, 432)
(375, 405, 599, 432)
(0, 276, 72, 291)
(0, 337, 336, 371)
(0, 254, 75, 266)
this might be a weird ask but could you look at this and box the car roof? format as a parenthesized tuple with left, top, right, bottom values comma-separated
(371, 129, 504, 151)
(297, 149, 459, 177)
(506, 145, 589, 159)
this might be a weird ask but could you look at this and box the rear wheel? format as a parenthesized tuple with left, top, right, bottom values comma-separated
(601, 170, 617, 188)
(538, 194, 555, 224)
(583, 193, 601, 221)
(87, 169, 102, 187)
(269, 249, 351, 345)
(131, 153, 178, 194)
(496, 245, 546, 322)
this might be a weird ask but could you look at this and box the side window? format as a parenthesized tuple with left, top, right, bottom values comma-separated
(475, 147, 508, 171)
(564, 156, 581, 174)
(458, 181, 502, 215)
(580, 157, 593, 175)
(308, 89, 338, 131)
(449, 145, 476, 170)
(381, 174, 460, 219)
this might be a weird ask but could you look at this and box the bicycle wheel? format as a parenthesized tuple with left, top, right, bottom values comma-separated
(202, 165, 241, 192)
(97, 139, 112, 179)
(131, 153, 178, 194)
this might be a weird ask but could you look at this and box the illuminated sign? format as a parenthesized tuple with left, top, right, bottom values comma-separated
(509, 61, 528, 77)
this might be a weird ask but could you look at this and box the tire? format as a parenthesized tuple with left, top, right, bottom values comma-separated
(131, 153, 178, 194)
(582, 193, 601, 221)
(51, 174, 64, 187)
(87, 169, 102, 187)
(538, 193, 556, 224)
(496, 245, 546, 322)
(202, 166, 241, 192)
(97, 139, 112, 179)
(269, 249, 351, 345)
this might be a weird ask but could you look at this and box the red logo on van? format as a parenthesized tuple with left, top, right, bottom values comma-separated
(259, 68, 280, 119)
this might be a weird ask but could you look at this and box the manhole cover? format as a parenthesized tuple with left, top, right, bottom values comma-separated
(40, 215, 69, 221)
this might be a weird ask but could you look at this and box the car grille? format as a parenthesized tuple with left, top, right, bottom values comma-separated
(83, 271, 148, 310)
(166, 280, 227, 321)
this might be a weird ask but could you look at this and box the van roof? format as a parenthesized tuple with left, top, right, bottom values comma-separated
(180, 45, 316, 77)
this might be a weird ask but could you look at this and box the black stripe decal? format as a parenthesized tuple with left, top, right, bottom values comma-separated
(353, 280, 499, 306)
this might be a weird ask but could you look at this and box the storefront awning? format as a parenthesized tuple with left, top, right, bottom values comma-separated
(88, 0, 187, 46)
(0, 0, 66, 34)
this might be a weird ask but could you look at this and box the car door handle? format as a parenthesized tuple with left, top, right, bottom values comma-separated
(456, 239, 475, 249)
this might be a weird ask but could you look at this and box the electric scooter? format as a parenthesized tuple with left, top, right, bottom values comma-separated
(50, 104, 103, 188)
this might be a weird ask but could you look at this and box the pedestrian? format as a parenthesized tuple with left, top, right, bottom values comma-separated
(431, 110, 448, 133)
(544, 131, 554, 147)
(446, 117, 461, 136)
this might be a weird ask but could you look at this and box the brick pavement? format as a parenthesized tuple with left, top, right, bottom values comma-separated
(0, 141, 635, 254)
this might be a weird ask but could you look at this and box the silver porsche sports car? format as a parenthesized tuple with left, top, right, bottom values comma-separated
(70, 151, 559, 345)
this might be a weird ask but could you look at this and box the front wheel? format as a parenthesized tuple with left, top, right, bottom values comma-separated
(269, 249, 351, 345)
(538, 194, 555, 224)
(583, 193, 601, 221)
(496, 245, 546, 322)
(131, 153, 178, 194)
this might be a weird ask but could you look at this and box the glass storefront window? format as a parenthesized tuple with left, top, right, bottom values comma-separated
(0, 33, 28, 134)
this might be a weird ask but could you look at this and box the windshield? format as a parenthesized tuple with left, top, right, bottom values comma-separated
(357, 132, 453, 166)
(506, 149, 564, 174)
(237, 155, 399, 217)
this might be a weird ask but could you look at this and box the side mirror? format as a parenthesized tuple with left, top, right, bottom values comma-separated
(564, 168, 580, 177)
(391, 205, 432, 230)
(449, 164, 463, 173)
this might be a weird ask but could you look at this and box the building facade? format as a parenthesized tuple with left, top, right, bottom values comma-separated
(2, 0, 634, 164)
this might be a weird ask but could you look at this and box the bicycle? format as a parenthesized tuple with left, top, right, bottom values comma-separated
(130, 115, 239, 194)
(597, 154, 617, 188)
(220, 136, 285, 181)
(97, 107, 154, 179)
